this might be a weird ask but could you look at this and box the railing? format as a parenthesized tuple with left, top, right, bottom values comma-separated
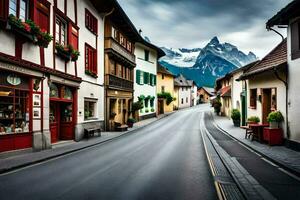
(107, 74, 133, 91)
(105, 38, 135, 64)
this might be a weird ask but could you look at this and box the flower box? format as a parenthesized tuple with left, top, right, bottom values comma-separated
(56, 48, 71, 61)
(6, 23, 36, 42)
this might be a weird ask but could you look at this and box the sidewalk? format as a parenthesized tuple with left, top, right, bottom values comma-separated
(0, 112, 174, 174)
(213, 113, 300, 176)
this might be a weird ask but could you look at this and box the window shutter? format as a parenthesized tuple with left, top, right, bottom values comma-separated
(144, 72, 149, 84)
(93, 49, 97, 74)
(150, 74, 153, 86)
(33, 0, 50, 31)
(68, 23, 79, 50)
(154, 75, 157, 86)
(0, 0, 7, 21)
(136, 70, 141, 84)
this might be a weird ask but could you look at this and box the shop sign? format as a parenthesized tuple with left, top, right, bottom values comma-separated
(7, 74, 21, 86)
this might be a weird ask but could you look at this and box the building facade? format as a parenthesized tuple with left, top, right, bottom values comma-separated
(134, 41, 165, 120)
(198, 87, 214, 103)
(174, 74, 192, 110)
(267, 1, 300, 149)
(157, 65, 175, 114)
(215, 75, 232, 117)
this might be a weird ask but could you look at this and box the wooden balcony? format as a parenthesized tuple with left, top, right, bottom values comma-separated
(106, 74, 133, 91)
(105, 38, 136, 66)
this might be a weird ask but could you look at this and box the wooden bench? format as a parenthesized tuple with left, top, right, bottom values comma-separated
(114, 122, 128, 132)
(83, 123, 101, 139)
(241, 125, 253, 139)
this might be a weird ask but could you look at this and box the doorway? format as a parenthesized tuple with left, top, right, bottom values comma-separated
(262, 89, 272, 124)
(158, 99, 164, 114)
(50, 101, 74, 143)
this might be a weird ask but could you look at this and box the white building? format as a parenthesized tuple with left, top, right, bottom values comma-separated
(267, 0, 300, 149)
(191, 82, 198, 106)
(174, 74, 193, 109)
(134, 41, 165, 120)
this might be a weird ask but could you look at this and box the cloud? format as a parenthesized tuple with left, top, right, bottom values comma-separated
(118, 0, 292, 58)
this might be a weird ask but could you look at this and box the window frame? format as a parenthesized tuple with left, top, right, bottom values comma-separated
(55, 16, 67, 46)
(84, 99, 97, 120)
(144, 49, 150, 61)
(250, 88, 257, 109)
(85, 43, 98, 76)
(8, 0, 29, 20)
(85, 8, 98, 35)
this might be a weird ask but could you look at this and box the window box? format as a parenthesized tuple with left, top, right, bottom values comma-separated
(85, 70, 98, 78)
(55, 43, 79, 62)
(7, 15, 36, 42)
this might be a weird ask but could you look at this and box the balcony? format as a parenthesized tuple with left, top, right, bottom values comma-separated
(105, 38, 136, 67)
(106, 74, 133, 91)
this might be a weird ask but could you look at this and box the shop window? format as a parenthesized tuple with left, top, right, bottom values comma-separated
(9, 0, 29, 21)
(84, 100, 96, 120)
(63, 87, 72, 100)
(250, 89, 257, 109)
(56, 17, 67, 46)
(50, 83, 59, 98)
(85, 9, 97, 35)
(144, 50, 150, 61)
(85, 43, 97, 75)
(0, 87, 30, 135)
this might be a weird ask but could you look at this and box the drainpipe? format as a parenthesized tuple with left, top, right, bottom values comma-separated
(102, 8, 115, 131)
(274, 67, 290, 139)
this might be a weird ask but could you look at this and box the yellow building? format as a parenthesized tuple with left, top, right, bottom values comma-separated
(157, 65, 175, 114)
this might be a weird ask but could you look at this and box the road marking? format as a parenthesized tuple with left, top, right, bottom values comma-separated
(278, 168, 300, 181)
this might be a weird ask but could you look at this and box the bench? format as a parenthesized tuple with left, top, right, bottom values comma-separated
(114, 122, 128, 132)
(83, 123, 101, 139)
(241, 125, 253, 139)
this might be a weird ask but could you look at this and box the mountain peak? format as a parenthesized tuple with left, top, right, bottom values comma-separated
(209, 36, 220, 45)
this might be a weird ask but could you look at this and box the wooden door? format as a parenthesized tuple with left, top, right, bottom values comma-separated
(262, 89, 272, 124)
(158, 100, 164, 114)
(50, 102, 59, 143)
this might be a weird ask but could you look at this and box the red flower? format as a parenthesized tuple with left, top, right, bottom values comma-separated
(40, 28, 47, 33)
(63, 46, 69, 51)
(22, 22, 31, 32)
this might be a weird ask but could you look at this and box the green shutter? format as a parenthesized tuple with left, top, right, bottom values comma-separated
(150, 74, 154, 86)
(144, 72, 150, 84)
(154, 75, 157, 86)
(136, 70, 141, 84)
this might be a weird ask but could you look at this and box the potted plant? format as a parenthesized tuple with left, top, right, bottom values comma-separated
(145, 109, 149, 113)
(127, 118, 136, 128)
(213, 97, 222, 115)
(267, 111, 284, 129)
(231, 109, 241, 127)
(247, 116, 260, 125)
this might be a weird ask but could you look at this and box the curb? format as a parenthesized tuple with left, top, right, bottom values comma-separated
(0, 112, 174, 175)
(212, 114, 300, 178)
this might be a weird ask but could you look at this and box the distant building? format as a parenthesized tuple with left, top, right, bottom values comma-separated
(198, 87, 215, 103)
(174, 74, 193, 109)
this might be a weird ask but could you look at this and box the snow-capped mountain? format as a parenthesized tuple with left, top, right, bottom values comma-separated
(159, 36, 258, 87)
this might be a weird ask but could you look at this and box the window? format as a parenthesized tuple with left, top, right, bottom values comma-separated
(150, 74, 156, 86)
(136, 70, 144, 85)
(250, 89, 257, 109)
(127, 41, 132, 52)
(291, 20, 300, 60)
(144, 50, 150, 61)
(84, 100, 96, 120)
(162, 74, 165, 80)
(85, 44, 97, 75)
(9, 0, 29, 20)
(271, 88, 277, 111)
(120, 34, 126, 47)
(181, 98, 183, 104)
(85, 9, 97, 35)
(111, 26, 118, 39)
(56, 17, 67, 46)
(110, 60, 116, 75)
(143, 72, 150, 84)
(161, 86, 165, 93)
(186, 97, 188, 103)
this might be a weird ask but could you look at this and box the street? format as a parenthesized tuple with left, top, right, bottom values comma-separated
(0, 106, 217, 200)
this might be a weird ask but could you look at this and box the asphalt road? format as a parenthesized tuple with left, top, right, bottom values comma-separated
(0, 106, 217, 200)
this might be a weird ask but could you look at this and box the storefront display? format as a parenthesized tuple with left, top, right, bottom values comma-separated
(0, 73, 31, 135)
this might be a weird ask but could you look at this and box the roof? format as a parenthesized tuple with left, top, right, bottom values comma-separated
(219, 86, 231, 97)
(267, 0, 300, 27)
(174, 74, 193, 87)
(240, 39, 287, 79)
(157, 64, 174, 76)
(199, 87, 215, 96)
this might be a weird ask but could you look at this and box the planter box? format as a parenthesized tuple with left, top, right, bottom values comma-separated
(56, 49, 71, 61)
(7, 24, 36, 42)
(263, 128, 283, 146)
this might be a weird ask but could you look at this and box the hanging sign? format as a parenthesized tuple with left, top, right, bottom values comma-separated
(7, 74, 21, 86)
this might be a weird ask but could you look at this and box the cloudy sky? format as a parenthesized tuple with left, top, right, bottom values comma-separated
(118, 0, 292, 58)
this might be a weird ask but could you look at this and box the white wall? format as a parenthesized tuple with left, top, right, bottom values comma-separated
(134, 43, 158, 116)
(191, 85, 197, 106)
(247, 72, 287, 137)
(177, 86, 192, 109)
(287, 21, 300, 142)
(231, 71, 243, 111)
(76, 0, 105, 124)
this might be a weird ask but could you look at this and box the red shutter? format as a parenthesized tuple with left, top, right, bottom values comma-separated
(0, 0, 8, 22)
(68, 23, 79, 50)
(93, 49, 97, 74)
(33, 0, 50, 31)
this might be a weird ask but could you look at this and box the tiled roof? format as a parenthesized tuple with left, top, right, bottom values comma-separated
(219, 86, 231, 97)
(174, 74, 193, 87)
(200, 87, 215, 96)
(157, 64, 174, 76)
(241, 39, 287, 79)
